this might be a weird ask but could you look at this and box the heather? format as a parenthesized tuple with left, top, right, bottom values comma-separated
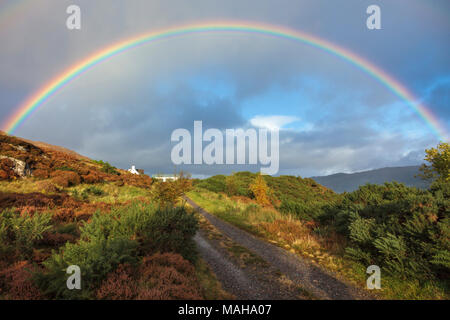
(0, 132, 205, 300)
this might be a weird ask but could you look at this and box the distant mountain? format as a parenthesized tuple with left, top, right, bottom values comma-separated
(311, 166, 429, 193)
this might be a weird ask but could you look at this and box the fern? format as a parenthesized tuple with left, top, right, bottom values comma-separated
(0, 209, 52, 259)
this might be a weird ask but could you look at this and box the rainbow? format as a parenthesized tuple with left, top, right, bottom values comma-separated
(2, 21, 448, 140)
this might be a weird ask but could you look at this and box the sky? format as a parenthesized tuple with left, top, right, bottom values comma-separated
(0, 0, 449, 177)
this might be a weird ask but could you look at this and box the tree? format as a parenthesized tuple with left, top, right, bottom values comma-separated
(225, 173, 238, 197)
(249, 173, 271, 206)
(419, 142, 450, 183)
(152, 171, 192, 208)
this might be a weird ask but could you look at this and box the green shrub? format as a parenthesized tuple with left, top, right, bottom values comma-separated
(55, 223, 79, 236)
(141, 206, 198, 262)
(34, 202, 198, 298)
(34, 203, 150, 299)
(0, 209, 52, 260)
(80, 203, 156, 243)
(322, 181, 450, 282)
(71, 186, 106, 200)
(91, 160, 106, 165)
(82, 186, 105, 197)
(92, 160, 120, 175)
(101, 163, 119, 175)
(35, 238, 138, 299)
(194, 175, 226, 193)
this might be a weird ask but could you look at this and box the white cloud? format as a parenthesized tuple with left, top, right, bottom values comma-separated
(249, 115, 300, 130)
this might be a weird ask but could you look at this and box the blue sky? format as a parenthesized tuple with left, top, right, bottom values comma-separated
(0, 0, 448, 176)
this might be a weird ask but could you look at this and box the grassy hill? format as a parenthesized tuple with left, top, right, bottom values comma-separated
(1, 132, 448, 300)
(190, 170, 449, 299)
(0, 132, 226, 300)
(194, 171, 339, 220)
(311, 166, 430, 193)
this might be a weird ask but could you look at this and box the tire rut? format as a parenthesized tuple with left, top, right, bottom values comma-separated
(186, 196, 374, 300)
(195, 233, 275, 299)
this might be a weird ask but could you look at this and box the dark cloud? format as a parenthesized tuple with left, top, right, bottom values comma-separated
(1, 0, 448, 176)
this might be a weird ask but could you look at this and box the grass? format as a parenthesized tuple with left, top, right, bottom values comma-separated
(195, 258, 235, 300)
(192, 209, 269, 269)
(68, 183, 151, 203)
(0, 177, 151, 205)
(189, 188, 347, 271)
(192, 203, 318, 299)
(188, 188, 277, 236)
(54, 222, 79, 236)
(296, 286, 318, 300)
(0, 178, 60, 194)
(188, 187, 448, 300)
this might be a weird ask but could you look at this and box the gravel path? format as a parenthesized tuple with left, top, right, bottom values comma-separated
(195, 214, 306, 299)
(187, 197, 374, 300)
(195, 233, 282, 299)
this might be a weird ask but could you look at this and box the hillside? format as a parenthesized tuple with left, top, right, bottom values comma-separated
(193, 171, 339, 220)
(189, 165, 449, 299)
(20, 137, 90, 161)
(0, 132, 152, 188)
(311, 166, 429, 193)
(0, 132, 225, 300)
(0, 132, 448, 300)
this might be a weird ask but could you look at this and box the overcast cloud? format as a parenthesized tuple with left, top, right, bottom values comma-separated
(0, 0, 448, 177)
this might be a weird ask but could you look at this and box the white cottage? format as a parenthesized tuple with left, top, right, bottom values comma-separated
(152, 174, 179, 182)
(128, 165, 140, 175)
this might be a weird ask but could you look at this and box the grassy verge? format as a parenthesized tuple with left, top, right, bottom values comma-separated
(195, 258, 235, 300)
(192, 206, 317, 300)
(194, 211, 269, 269)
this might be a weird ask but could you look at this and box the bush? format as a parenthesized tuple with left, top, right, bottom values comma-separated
(279, 199, 310, 220)
(92, 160, 120, 176)
(96, 264, 137, 300)
(51, 171, 81, 187)
(249, 174, 271, 206)
(82, 172, 103, 184)
(96, 253, 202, 300)
(32, 169, 50, 179)
(0, 261, 43, 300)
(34, 203, 198, 298)
(71, 186, 106, 201)
(83, 186, 105, 197)
(152, 174, 192, 207)
(141, 206, 198, 262)
(79, 203, 156, 243)
(321, 181, 450, 282)
(194, 175, 227, 193)
(136, 253, 202, 300)
(35, 237, 138, 299)
(0, 209, 52, 261)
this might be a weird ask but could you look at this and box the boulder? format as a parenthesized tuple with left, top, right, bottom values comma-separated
(0, 156, 31, 178)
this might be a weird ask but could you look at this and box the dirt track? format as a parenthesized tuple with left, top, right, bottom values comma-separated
(187, 197, 374, 300)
